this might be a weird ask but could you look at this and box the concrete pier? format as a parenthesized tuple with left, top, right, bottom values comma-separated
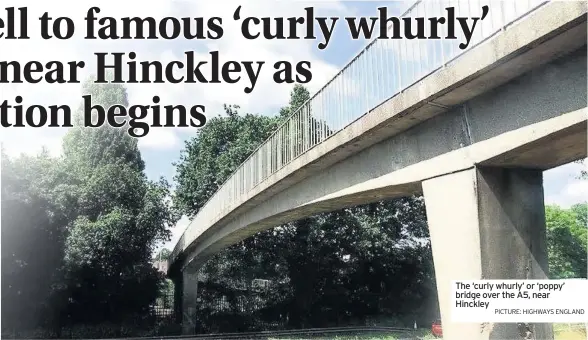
(422, 167, 552, 340)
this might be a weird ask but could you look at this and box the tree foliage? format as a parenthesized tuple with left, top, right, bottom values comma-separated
(1, 149, 68, 331)
(4, 77, 585, 337)
(154, 248, 172, 261)
(59, 80, 176, 323)
(574, 158, 587, 179)
(278, 85, 310, 119)
(174, 104, 282, 217)
(173, 85, 437, 332)
(1, 79, 177, 334)
(546, 203, 587, 279)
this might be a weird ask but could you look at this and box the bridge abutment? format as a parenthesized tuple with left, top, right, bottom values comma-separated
(423, 166, 553, 340)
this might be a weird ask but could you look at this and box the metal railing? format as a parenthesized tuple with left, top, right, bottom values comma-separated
(172, 0, 548, 264)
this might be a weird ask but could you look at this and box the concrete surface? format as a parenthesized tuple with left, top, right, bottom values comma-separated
(170, 3, 587, 338)
(169, 1, 587, 275)
(423, 167, 551, 339)
(175, 45, 587, 274)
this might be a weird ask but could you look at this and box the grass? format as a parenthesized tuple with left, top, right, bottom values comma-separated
(554, 323, 587, 340)
(268, 329, 434, 340)
(269, 334, 399, 340)
(267, 324, 587, 340)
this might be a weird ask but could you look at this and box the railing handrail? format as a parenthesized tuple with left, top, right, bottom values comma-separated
(171, 0, 549, 267)
(192, 1, 423, 213)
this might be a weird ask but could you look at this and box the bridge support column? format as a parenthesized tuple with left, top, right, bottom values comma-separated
(171, 274, 183, 325)
(180, 271, 199, 335)
(422, 166, 553, 340)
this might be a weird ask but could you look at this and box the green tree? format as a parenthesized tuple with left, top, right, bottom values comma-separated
(574, 158, 587, 179)
(173, 85, 436, 331)
(278, 85, 310, 119)
(1, 149, 69, 332)
(174, 104, 281, 216)
(59, 79, 177, 323)
(154, 248, 172, 261)
(545, 203, 587, 279)
(570, 203, 587, 227)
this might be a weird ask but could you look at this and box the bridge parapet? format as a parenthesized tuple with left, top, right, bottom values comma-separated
(169, 0, 554, 270)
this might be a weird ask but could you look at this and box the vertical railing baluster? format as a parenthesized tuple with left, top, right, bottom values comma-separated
(174, 0, 551, 257)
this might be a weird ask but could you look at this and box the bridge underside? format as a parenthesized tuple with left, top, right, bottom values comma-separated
(179, 46, 587, 273)
(172, 2, 587, 338)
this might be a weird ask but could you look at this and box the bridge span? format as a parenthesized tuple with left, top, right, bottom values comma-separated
(169, 1, 587, 338)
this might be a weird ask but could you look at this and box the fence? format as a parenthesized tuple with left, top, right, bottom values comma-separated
(153, 291, 175, 320)
(172, 0, 550, 263)
(193, 280, 288, 333)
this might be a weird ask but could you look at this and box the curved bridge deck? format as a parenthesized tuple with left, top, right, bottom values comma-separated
(169, 0, 587, 274)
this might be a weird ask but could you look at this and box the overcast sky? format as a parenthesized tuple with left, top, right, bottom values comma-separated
(1, 0, 585, 251)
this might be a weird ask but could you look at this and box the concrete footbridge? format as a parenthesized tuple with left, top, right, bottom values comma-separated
(169, 1, 587, 338)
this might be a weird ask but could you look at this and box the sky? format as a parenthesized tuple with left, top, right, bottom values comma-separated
(1, 0, 586, 251)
